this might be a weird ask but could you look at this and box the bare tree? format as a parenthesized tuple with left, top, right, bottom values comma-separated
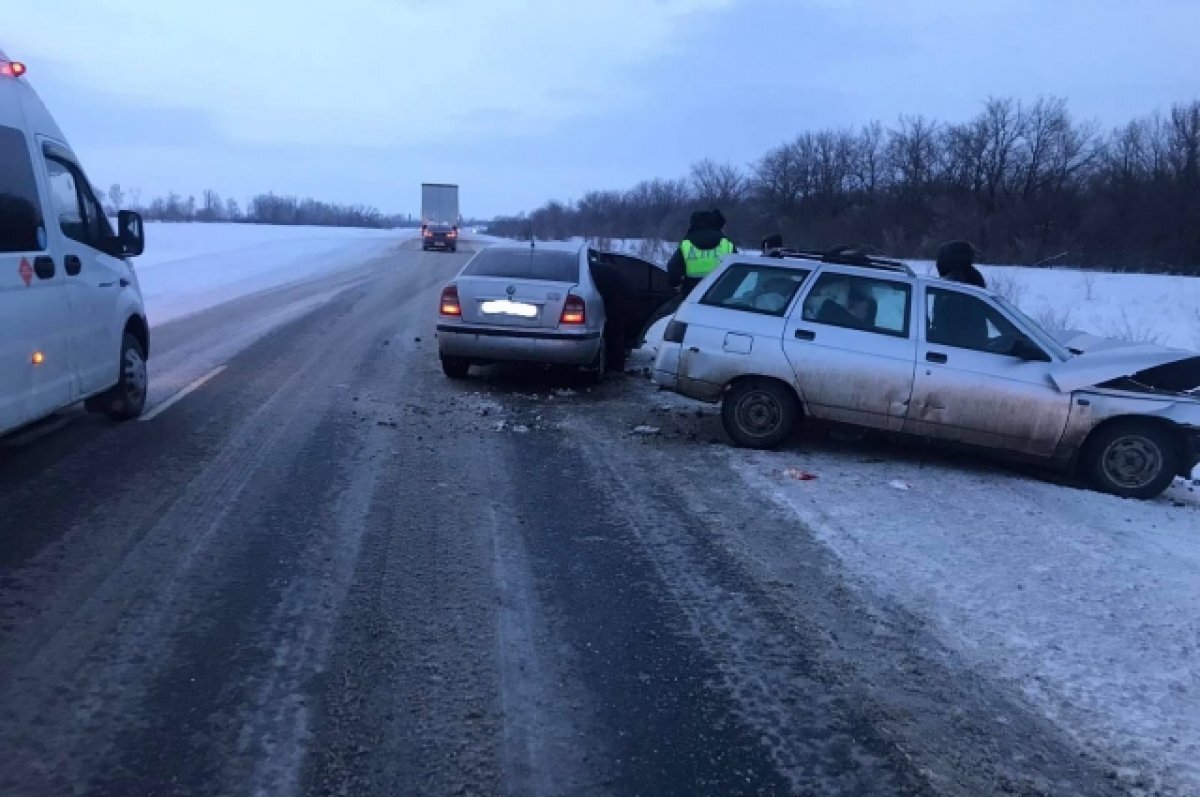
(887, 115, 941, 195)
(1081, 269, 1097, 300)
(851, 122, 887, 195)
(107, 183, 125, 212)
(689, 159, 747, 207)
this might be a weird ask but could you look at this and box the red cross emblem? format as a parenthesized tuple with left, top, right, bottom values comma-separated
(18, 258, 33, 287)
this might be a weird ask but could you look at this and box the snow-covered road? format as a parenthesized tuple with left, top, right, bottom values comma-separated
(1, 224, 1197, 795)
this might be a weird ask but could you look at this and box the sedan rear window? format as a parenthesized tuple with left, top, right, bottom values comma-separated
(463, 249, 580, 283)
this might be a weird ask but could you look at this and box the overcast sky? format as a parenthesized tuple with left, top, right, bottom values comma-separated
(4, 0, 1197, 217)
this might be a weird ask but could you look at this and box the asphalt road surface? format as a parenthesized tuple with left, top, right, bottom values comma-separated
(0, 239, 1126, 796)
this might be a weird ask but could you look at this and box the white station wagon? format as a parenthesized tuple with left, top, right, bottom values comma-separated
(653, 250, 1200, 499)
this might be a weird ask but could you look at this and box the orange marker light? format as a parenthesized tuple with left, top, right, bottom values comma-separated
(31, 351, 45, 365)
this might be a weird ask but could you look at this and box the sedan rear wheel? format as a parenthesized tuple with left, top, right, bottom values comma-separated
(580, 338, 606, 386)
(441, 356, 471, 379)
(1083, 420, 1180, 499)
(721, 379, 799, 449)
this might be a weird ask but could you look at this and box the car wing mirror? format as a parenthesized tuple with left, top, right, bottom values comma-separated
(117, 210, 145, 257)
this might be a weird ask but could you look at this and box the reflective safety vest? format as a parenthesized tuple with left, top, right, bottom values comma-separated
(681, 238, 734, 279)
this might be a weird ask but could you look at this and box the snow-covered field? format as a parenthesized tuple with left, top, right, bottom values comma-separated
(135, 222, 409, 325)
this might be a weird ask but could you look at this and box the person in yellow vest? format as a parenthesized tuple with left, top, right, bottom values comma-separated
(666, 209, 737, 297)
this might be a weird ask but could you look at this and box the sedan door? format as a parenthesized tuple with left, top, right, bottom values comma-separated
(41, 147, 128, 396)
(903, 286, 1071, 457)
(587, 250, 677, 345)
(784, 270, 917, 430)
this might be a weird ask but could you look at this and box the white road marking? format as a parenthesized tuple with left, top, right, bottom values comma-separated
(139, 365, 227, 421)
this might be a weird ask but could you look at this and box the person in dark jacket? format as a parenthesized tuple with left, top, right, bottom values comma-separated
(935, 240, 986, 288)
(589, 255, 638, 372)
(761, 233, 784, 255)
(666, 209, 737, 297)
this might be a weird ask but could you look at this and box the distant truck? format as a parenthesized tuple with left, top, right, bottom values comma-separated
(421, 183, 460, 228)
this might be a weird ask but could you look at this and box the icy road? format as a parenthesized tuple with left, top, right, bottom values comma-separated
(1, 236, 1196, 796)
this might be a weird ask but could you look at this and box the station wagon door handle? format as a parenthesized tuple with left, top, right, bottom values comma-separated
(64, 255, 82, 276)
(926, 351, 948, 364)
(33, 256, 55, 280)
(794, 329, 815, 341)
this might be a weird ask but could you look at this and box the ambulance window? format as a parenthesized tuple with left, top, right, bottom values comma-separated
(45, 157, 88, 245)
(0, 125, 45, 252)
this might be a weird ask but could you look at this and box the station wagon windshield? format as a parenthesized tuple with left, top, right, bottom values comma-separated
(994, 295, 1072, 360)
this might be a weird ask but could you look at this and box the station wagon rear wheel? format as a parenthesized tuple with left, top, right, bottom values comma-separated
(1083, 420, 1180, 499)
(722, 379, 799, 449)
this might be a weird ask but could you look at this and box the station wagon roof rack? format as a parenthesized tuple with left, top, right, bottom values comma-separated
(765, 245, 914, 276)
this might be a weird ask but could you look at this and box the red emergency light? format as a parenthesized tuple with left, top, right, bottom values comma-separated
(1, 61, 27, 78)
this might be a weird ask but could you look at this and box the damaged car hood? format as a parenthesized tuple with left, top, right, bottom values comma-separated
(1051, 343, 1200, 393)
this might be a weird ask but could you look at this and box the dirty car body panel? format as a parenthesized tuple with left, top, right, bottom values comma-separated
(663, 261, 811, 403)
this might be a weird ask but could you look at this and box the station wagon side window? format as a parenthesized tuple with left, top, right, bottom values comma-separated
(926, 287, 1032, 356)
(800, 272, 911, 337)
(0, 125, 45, 252)
(699, 263, 811, 316)
(43, 154, 113, 251)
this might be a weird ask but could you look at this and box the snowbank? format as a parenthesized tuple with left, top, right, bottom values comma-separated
(134, 222, 410, 326)
(732, 447, 1200, 794)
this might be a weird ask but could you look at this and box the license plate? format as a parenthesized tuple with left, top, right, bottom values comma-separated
(481, 299, 538, 318)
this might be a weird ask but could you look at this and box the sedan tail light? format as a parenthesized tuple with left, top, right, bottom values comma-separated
(560, 295, 586, 325)
(440, 285, 461, 316)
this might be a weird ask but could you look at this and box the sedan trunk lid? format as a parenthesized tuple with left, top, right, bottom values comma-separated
(455, 276, 574, 329)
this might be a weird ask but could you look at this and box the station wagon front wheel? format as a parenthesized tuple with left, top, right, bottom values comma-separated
(1083, 420, 1180, 499)
(721, 379, 799, 449)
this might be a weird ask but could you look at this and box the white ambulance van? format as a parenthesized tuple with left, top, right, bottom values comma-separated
(1, 51, 148, 436)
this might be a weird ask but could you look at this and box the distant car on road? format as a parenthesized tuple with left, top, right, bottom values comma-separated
(1, 51, 149, 437)
(653, 249, 1200, 499)
(437, 244, 673, 382)
(422, 223, 458, 252)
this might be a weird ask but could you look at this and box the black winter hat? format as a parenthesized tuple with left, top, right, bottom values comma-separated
(936, 240, 976, 275)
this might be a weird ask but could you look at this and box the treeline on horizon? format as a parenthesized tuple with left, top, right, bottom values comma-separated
(487, 96, 1200, 273)
(101, 187, 410, 229)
